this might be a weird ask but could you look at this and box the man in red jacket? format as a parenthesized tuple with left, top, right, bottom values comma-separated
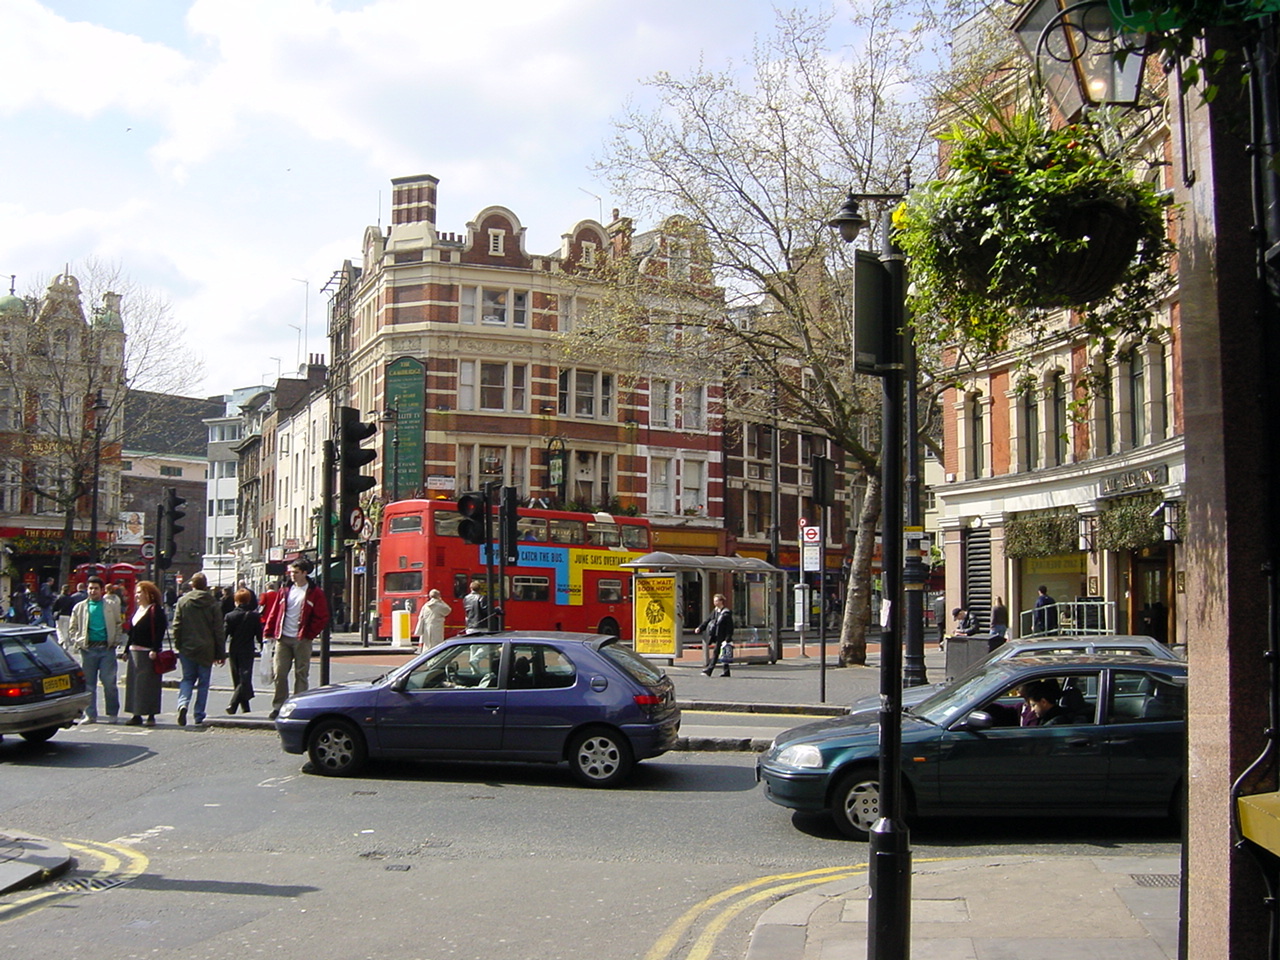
(264, 560, 330, 719)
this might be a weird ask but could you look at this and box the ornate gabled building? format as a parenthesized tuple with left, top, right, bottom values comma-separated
(323, 175, 733, 625)
(0, 274, 125, 588)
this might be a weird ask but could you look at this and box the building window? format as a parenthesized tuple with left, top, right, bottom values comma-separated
(460, 286, 476, 324)
(480, 363, 507, 410)
(683, 384, 705, 430)
(558, 369, 613, 420)
(462, 362, 528, 413)
(488, 229, 505, 256)
(1099, 363, 1116, 455)
(160, 465, 183, 477)
(669, 240, 691, 281)
(0, 387, 18, 432)
(0, 460, 20, 513)
(650, 458, 673, 513)
(581, 241, 597, 267)
(1151, 342, 1168, 441)
(683, 459, 706, 513)
(1129, 352, 1146, 446)
(651, 380, 672, 427)
(482, 288, 507, 324)
(1051, 372, 1068, 466)
(969, 394, 985, 477)
(1023, 392, 1040, 471)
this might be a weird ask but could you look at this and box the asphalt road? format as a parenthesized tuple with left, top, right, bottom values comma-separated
(0, 716, 1179, 960)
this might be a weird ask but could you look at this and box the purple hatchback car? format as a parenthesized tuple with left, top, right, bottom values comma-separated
(275, 631, 680, 786)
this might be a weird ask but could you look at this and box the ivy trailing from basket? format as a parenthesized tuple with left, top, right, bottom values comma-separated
(895, 109, 1175, 358)
(1097, 492, 1164, 552)
(1004, 512, 1078, 559)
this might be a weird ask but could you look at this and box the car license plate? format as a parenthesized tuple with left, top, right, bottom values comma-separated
(42, 674, 71, 694)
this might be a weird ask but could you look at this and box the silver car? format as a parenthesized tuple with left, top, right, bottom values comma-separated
(0, 624, 90, 743)
(849, 635, 1182, 717)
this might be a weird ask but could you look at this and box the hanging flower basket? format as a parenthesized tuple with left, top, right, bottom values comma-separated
(896, 110, 1175, 355)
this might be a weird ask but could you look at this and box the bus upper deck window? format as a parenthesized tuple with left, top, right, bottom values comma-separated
(622, 525, 650, 550)
(587, 523, 621, 547)
(518, 518, 548, 542)
(549, 519, 585, 544)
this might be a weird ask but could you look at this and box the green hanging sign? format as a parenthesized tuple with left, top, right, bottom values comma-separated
(385, 356, 425, 500)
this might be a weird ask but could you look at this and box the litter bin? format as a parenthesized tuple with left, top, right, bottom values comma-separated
(944, 633, 994, 681)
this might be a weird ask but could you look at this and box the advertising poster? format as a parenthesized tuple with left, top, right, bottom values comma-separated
(633, 574, 678, 657)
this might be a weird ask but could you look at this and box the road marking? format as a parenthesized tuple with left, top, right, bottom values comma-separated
(0, 839, 149, 925)
(647, 857, 956, 960)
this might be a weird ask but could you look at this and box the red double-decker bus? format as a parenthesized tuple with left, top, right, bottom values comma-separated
(377, 499, 651, 640)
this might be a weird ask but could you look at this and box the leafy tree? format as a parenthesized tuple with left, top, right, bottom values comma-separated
(571, 3, 947, 664)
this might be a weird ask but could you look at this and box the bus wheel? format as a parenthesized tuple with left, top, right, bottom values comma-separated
(597, 617, 620, 638)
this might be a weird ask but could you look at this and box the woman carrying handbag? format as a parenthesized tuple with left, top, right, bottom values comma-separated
(123, 580, 168, 726)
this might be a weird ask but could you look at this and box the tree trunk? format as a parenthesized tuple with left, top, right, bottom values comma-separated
(840, 470, 882, 666)
(58, 503, 76, 587)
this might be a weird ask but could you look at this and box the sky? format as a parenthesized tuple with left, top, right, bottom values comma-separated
(0, 0, 864, 399)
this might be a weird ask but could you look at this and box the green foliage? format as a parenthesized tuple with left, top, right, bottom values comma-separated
(1004, 512, 1078, 559)
(895, 110, 1175, 359)
(1097, 492, 1164, 552)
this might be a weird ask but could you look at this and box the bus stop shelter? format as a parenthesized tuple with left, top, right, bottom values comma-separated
(621, 552, 783, 662)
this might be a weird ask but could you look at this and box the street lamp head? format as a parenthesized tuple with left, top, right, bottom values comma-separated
(92, 388, 109, 413)
(826, 192, 870, 245)
(378, 407, 398, 426)
(1012, 0, 1149, 117)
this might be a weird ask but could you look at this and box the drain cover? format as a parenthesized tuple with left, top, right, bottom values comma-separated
(56, 877, 132, 894)
(1132, 874, 1180, 888)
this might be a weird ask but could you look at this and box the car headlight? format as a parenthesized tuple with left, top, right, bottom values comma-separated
(775, 743, 824, 768)
(277, 702, 296, 719)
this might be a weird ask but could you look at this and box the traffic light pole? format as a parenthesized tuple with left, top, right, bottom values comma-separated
(319, 438, 334, 686)
(152, 503, 165, 585)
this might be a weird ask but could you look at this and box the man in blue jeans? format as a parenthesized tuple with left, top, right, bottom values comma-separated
(171, 573, 225, 726)
(68, 576, 123, 723)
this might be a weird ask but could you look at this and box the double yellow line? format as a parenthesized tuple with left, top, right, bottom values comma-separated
(0, 839, 149, 924)
(645, 863, 869, 960)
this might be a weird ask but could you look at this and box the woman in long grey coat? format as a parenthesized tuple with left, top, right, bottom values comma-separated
(123, 580, 167, 726)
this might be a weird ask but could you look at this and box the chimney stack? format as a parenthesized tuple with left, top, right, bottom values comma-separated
(390, 174, 439, 226)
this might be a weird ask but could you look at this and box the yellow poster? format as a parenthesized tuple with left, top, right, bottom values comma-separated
(633, 575, 678, 657)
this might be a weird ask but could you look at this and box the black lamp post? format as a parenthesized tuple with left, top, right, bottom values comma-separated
(380, 408, 400, 501)
(828, 189, 924, 960)
(89, 389, 109, 564)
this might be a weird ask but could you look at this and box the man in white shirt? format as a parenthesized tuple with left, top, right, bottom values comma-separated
(263, 559, 330, 719)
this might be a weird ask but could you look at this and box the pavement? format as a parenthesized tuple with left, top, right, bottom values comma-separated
(0, 631, 1184, 957)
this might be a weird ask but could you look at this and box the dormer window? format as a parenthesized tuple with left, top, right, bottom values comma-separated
(488, 229, 505, 256)
(581, 241, 597, 267)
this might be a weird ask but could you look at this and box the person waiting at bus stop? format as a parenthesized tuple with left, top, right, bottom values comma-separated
(696, 593, 734, 678)
(264, 560, 330, 719)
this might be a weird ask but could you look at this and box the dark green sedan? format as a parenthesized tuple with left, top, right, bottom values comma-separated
(757, 655, 1187, 839)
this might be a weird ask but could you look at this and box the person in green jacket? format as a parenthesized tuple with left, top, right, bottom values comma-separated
(171, 573, 225, 726)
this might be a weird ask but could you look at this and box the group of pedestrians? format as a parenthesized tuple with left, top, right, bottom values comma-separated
(44, 556, 330, 728)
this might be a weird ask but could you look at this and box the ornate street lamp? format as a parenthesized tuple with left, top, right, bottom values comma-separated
(828, 187, 927, 960)
(1012, 0, 1151, 117)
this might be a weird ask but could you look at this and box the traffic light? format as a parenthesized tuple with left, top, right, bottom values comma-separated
(456, 491, 487, 545)
(339, 406, 378, 539)
(159, 487, 186, 569)
(501, 486, 519, 565)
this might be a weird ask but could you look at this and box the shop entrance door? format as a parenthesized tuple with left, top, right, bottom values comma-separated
(1129, 547, 1171, 645)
